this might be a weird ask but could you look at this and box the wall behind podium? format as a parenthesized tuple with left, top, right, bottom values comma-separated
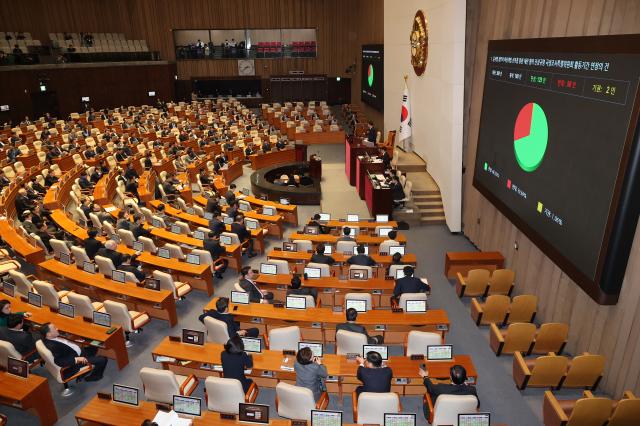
(383, 0, 466, 232)
(462, 0, 640, 397)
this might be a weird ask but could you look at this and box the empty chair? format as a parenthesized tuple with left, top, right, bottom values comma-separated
(490, 322, 537, 356)
(203, 317, 230, 344)
(103, 300, 150, 347)
(562, 353, 605, 390)
(173, 221, 191, 235)
(470, 294, 510, 325)
(405, 331, 443, 356)
(204, 377, 259, 414)
(456, 269, 491, 297)
(426, 394, 479, 426)
(607, 392, 640, 426)
(31, 233, 50, 255)
(336, 240, 357, 254)
(306, 262, 330, 277)
(13, 162, 26, 175)
(70, 246, 91, 268)
(531, 323, 569, 355)
(49, 239, 71, 260)
(89, 213, 103, 229)
(2, 166, 15, 180)
(8, 270, 35, 297)
(349, 265, 372, 279)
(139, 367, 198, 404)
(138, 236, 157, 253)
(352, 392, 400, 424)
(513, 351, 568, 390)
(117, 229, 136, 248)
(276, 382, 329, 420)
(66, 292, 105, 319)
(72, 153, 83, 166)
(266, 326, 301, 351)
(336, 329, 368, 355)
(344, 293, 372, 311)
(388, 264, 409, 278)
(32, 281, 71, 309)
(398, 292, 428, 311)
(190, 249, 225, 274)
(487, 268, 515, 295)
(152, 270, 192, 300)
(94, 255, 115, 278)
(36, 340, 93, 396)
(164, 243, 185, 260)
(506, 295, 537, 324)
(292, 239, 312, 252)
(543, 390, 612, 426)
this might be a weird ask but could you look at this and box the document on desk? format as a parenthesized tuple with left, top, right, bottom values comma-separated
(104, 206, 117, 212)
(375, 174, 385, 180)
(153, 410, 192, 426)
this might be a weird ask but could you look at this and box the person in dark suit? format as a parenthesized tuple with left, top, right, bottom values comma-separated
(221, 335, 254, 393)
(83, 228, 104, 260)
(420, 364, 479, 419)
(336, 308, 382, 344)
(205, 195, 221, 214)
(393, 265, 430, 300)
(310, 243, 335, 265)
(366, 121, 377, 144)
(309, 214, 330, 234)
(355, 351, 392, 396)
(96, 240, 124, 268)
(337, 226, 355, 242)
(131, 215, 152, 240)
(208, 213, 225, 235)
(380, 149, 391, 169)
(35, 222, 54, 252)
(286, 274, 317, 302)
(15, 189, 35, 217)
(199, 297, 258, 338)
(225, 184, 237, 205)
(203, 232, 227, 278)
(231, 215, 256, 257)
(239, 266, 273, 303)
(0, 314, 38, 362)
(78, 172, 92, 190)
(347, 244, 376, 266)
(124, 178, 140, 200)
(118, 255, 146, 282)
(391, 176, 405, 207)
(40, 322, 107, 381)
(124, 163, 139, 181)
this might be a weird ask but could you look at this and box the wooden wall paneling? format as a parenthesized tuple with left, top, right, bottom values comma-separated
(463, 0, 640, 396)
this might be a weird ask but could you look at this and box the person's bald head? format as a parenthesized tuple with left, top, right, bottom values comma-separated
(105, 240, 118, 250)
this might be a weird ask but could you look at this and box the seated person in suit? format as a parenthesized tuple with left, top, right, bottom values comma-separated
(308, 214, 330, 234)
(225, 184, 237, 205)
(131, 215, 151, 240)
(287, 274, 317, 302)
(199, 297, 258, 338)
(393, 266, 430, 302)
(231, 215, 256, 258)
(420, 364, 479, 419)
(40, 322, 107, 381)
(391, 176, 405, 207)
(96, 240, 124, 269)
(0, 314, 38, 362)
(355, 350, 392, 396)
(83, 228, 104, 260)
(78, 172, 92, 190)
(310, 243, 335, 265)
(239, 266, 273, 303)
(381, 230, 400, 247)
(336, 308, 382, 344)
(347, 244, 376, 266)
(118, 254, 146, 282)
(203, 232, 228, 279)
(208, 212, 226, 235)
(365, 121, 377, 145)
(221, 335, 254, 393)
(386, 252, 404, 276)
(199, 168, 212, 186)
(295, 346, 328, 402)
(35, 221, 54, 252)
(337, 226, 355, 242)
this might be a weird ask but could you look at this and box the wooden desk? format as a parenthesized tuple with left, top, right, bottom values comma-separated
(250, 148, 296, 170)
(288, 232, 407, 254)
(444, 251, 505, 278)
(356, 157, 385, 199)
(0, 371, 58, 426)
(221, 159, 244, 184)
(204, 298, 449, 344)
(0, 293, 129, 369)
(49, 209, 215, 295)
(254, 272, 401, 307)
(345, 138, 380, 186)
(152, 337, 475, 397)
(36, 259, 178, 326)
(308, 219, 399, 229)
(0, 220, 45, 264)
(237, 193, 298, 226)
(365, 174, 392, 217)
(295, 130, 345, 145)
(76, 395, 297, 426)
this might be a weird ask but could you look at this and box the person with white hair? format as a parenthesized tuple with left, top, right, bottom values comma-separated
(95, 239, 124, 268)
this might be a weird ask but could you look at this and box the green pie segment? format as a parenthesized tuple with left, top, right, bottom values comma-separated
(514, 102, 548, 172)
(367, 64, 374, 87)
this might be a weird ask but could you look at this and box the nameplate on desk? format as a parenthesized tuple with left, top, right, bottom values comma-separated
(372, 290, 382, 295)
(394, 378, 409, 385)
(410, 354, 425, 360)
(168, 336, 181, 342)
(379, 252, 388, 256)
(261, 370, 274, 377)
(292, 421, 307, 426)
(273, 302, 284, 308)
(97, 392, 112, 400)
(436, 324, 449, 331)
(392, 307, 403, 313)
(326, 375, 338, 382)
(283, 350, 296, 356)
(375, 325, 385, 331)
(311, 322, 322, 329)
(323, 288, 334, 293)
(220, 413, 237, 421)
(251, 317, 263, 324)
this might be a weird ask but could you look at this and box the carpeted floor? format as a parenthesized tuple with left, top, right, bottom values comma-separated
(3, 144, 594, 425)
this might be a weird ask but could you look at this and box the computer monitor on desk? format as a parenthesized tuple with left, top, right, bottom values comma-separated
(376, 214, 389, 222)
(239, 403, 270, 424)
(157, 247, 170, 259)
(260, 263, 277, 275)
(318, 213, 330, 221)
(384, 414, 416, 426)
(133, 241, 144, 252)
(173, 395, 202, 417)
(304, 266, 321, 279)
(458, 413, 490, 426)
(283, 242, 297, 252)
(182, 329, 205, 345)
(427, 345, 453, 361)
(389, 246, 405, 256)
(312, 410, 342, 426)
(220, 235, 232, 246)
(186, 254, 200, 265)
(231, 291, 249, 304)
(241, 337, 262, 353)
(112, 384, 139, 406)
(363, 344, 388, 360)
(299, 342, 323, 358)
(347, 214, 359, 222)
(286, 296, 306, 309)
(7, 357, 28, 379)
(345, 299, 366, 312)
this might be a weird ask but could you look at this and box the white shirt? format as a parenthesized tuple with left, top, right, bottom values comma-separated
(53, 337, 81, 356)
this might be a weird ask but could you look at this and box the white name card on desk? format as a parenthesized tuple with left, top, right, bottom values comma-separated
(153, 410, 192, 426)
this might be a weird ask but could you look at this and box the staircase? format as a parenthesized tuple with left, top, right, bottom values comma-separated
(394, 150, 446, 226)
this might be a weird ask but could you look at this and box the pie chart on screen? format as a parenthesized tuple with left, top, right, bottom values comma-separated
(513, 102, 548, 172)
(367, 64, 374, 87)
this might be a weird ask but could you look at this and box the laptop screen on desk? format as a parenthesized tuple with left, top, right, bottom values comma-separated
(384, 414, 415, 426)
(376, 214, 389, 223)
(299, 342, 323, 358)
(186, 254, 200, 265)
(231, 291, 249, 304)
(389, 246, 405, 256)
(239, 403, 269, 424)
(345, 299, 366, 312)
(427, 345, 453, 361)
(304, 267, 321, 279)
(363, 344, 388, 360)
(260, 263, 277, 275)
(241, 337, 262, 353)
(58, 302, 75, 318)
(173, 395, 202, 417)
(458, 413, 490, 426)
(346, 214, 359, 222)
(286, 296, 306, 310)
(157, 248, 170, 259)
(182, 329, 205, 345)
(112, 384, 139, 406)
(312, 410, 342, 426)
(7, 357, 28, 379)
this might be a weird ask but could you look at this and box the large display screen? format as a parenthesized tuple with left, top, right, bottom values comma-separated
(361, 44, 384, 111)
(473, 35, 640, 304)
